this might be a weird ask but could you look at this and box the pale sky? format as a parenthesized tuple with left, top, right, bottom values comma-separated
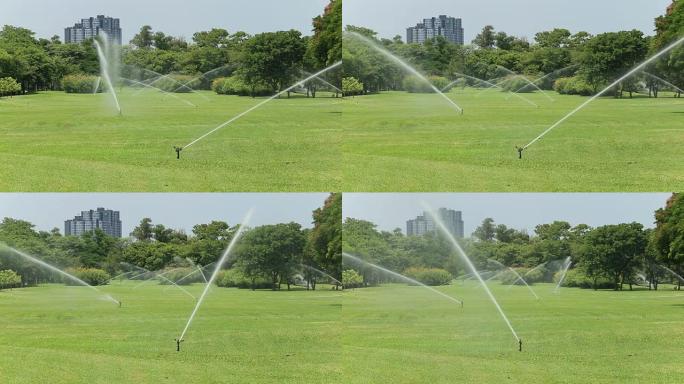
(0, 193, 330, 235)
(343, 193, 671, 236)
(0, 0, 329, 43)
(344, 0, 671, 42)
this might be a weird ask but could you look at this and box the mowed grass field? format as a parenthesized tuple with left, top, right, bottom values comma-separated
(0, 89, 342, 191)
(342, 282, 684, 383)
(342, 89, 684, 191)
(0, 281, 341, 383)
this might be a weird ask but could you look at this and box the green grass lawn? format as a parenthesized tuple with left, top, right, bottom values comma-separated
(342, 281, 684, 383)
(0, 89, 342, 191)
(0, 281, 341, 383)
(3, 280, 683, 383)
(342, 89, 684, 191)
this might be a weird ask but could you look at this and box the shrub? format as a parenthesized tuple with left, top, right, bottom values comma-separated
(0, 77, 22, 97)
(211, 76, 273, 96)
(0, 269, 21, 290)
(62, 74, 100, 94)
(554, 269, 613, 289)
(64, 268, 110, 286)
(215, 269, 271, 289)
(342, 269, 363, 288)
(554, 76, 594, 96)
(157, 267, 203, 286)
(342, 76, 364, 96)
(155, 74, 197, 93)
(402, 75, 450, 93)
(403, 267, 452, 286)
(499, 76, 535, 93)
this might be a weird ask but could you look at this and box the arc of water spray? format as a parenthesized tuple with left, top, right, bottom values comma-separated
(171, 64, 233, 93)
(1, 244, 120, 305)
(181, 62, 342, 151)
(496, 65, 554, 101)
(134, 73, 197, 96)
(301, 264, 342, 285)
(488, 259, 539, 300)
(94, 35, 122, 115)
(177, 209, 253, 347)
(299, 70, 343, 94)
(553, 257, 572, 293)
(510, 65, 579, 95)
(347, 31, 463, 114)
(121, 78, 197, 107)
(342, 253, 463, 306)
(642, 72, 684, 94)
(442, 73, 538, 108)
(522, 36, 684, 151)
(93, 77, 102, 94)
(422, 203, 522, 350)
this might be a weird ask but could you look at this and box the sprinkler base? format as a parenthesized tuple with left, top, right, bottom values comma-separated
(519, 339, 523, 352)
(175, 338, 184, 352)
(173, 146, 183, 160)
(515, 146, 524, 159)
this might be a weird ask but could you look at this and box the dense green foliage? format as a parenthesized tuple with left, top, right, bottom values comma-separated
(344, 194, 683, 291)
(0, 1, 341, 95)
(0, 269, 21, 290)
(0, 194, 340, 291)
(64, 267, 110, 286)
(342, 269, 363, 288)
(403, 267, 452, 286)
(61, 73, 99, 93)
(0, 76, 21, 96)
(343, 2, 682, 97)
(342, 76, 363, 95)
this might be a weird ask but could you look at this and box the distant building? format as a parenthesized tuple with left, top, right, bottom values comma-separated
(65, 208, 122, 237)
(407, 15, 464, 45)
(64, 15, 121, 45)
(406, 208, 464, 238)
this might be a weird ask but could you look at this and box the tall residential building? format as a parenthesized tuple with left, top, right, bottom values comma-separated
(406, 15, 464, 45)
(406, 208, 464, 238)
(64, 15, 121, 45)
(65, 208, 122, 238)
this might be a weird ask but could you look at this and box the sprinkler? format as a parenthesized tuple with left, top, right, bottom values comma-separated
(119, 300, 122, 308)
(175, 338, 184, 352)
(173, 146, 183, 159)
(515, 146, 524, 159)
(519, 339, 523, 352)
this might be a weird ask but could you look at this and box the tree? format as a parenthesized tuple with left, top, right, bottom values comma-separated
(130, 25, 154, 49)
(307, 0, 342, 68)
(236, 223, 306, 290)
(342, 269, 363, 289)
(131, 218, 154, 242)
(534, 28, 572, 48)
(472, 25, 495, 49)
(240, 30, 306, 96)
(342, 76, 363, 96)
(653, 193, 684, 289)
(473, 218, 496, 242)
(579, 30, 648, 96)
(307, 193, 342, 288)
(192, 28, 230, 49)
(582, 223, 647, 290)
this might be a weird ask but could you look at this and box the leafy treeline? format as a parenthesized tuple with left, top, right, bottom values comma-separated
(343, 1, 682, 97)
(343, 194, 684, 291)
(0, 193, 341, 291)
(0, 0, 341, 96)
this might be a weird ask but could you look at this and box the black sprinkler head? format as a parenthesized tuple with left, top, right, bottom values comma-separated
(519, 339, 523, 352)
(175, 338, 184, 352)
(516, 146, 524, 159)
(173, 146, 183, 160)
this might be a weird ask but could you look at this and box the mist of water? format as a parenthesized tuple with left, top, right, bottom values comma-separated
(346, 31, 463, 114)
(177, 209, 253, 344)
(0, 243, 119, 305)
(94, 33, 122, 115)
(342, 253, 463, 306)
(523, 36, 684, 150)
(422, 203, 521, 346)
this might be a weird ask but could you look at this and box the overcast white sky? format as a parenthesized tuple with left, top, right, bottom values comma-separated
(344, 0, 671, 42)
(0, 193, 330, 235)
(0, 0, 329, 42)
(343, 193, 671, 236)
